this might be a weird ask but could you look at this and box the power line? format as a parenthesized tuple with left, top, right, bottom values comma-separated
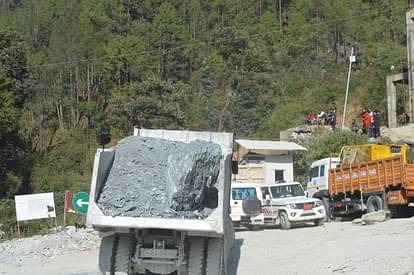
(8, 3, 406, 71)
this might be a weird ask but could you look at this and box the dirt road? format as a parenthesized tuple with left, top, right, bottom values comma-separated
(2, 218, 414, 275)
(229, 218, 414, 275)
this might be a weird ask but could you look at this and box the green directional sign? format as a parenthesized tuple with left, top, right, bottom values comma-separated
(72, 192, 89, 215)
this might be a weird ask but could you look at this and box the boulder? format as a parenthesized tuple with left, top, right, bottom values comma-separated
(167, 140, 221, 211)
(97, 136, 222, 219)
(361, 210, 390, 223)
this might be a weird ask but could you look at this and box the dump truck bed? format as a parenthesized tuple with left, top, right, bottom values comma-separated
(328, 156, 414, 196)
(86, 129, 233, 236)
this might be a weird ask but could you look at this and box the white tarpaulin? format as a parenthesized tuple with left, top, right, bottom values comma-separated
(15, 193, 56, 221)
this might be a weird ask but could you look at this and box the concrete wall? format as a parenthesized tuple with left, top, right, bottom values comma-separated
(264, 155, 294, 183)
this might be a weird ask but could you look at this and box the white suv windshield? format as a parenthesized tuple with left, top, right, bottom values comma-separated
(270, 184, 305, 198)
(232, 188, 257, 200)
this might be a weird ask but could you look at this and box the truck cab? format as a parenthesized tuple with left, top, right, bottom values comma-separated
(306, 157, 340, 198)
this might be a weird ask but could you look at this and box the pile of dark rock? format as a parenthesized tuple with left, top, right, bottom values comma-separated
(97, 136, 222, 219)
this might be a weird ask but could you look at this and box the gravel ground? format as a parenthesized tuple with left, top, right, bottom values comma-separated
(229, 218, 414, 275)
(2, 218, 414, 275)
(0, 226, 99, 267)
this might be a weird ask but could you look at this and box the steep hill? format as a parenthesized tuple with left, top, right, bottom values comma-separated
(0, 1, 409, 221)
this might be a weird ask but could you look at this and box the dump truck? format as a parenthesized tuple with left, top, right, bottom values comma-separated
(86, 128, 234, 275)
(326, 144, 414, 217)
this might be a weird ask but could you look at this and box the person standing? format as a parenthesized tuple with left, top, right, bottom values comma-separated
(362, 109, 372, 138)
(328, 108, 336, 130)
(361, 109, 367, 135)
(373, 110, 381, 138)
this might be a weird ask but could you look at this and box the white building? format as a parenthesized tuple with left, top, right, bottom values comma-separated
(233, 139, 307, 185)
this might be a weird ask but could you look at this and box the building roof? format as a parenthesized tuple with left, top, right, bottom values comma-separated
(236, 139, 307, 151)
(235, 139, 307, 158)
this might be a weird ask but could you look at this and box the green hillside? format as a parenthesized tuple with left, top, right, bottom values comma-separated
(0, 1, 409, 230)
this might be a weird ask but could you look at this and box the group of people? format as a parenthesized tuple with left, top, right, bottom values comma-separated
(305, 104, 384, 138)
(351, 108, 381, 138)
(305, 112, 321, 125)
(305, 103, 337, 130)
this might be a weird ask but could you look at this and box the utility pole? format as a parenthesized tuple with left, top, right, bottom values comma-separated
(342, 47, 355, 130)
(406, 2, 414, 121)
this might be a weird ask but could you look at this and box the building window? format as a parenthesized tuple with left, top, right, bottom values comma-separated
(274, 170, 285, 183)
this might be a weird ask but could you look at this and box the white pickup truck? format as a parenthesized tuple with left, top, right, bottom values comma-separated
(261, 182, 326, 229)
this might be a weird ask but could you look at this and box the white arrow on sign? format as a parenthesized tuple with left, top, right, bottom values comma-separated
(76, 199, 89, 208)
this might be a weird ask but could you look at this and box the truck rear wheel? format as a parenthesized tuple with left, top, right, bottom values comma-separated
(367, 195, 383, 213)
(188, 238, 206, 275)
(206, 238, 225, 275)
(279, 211, 291, 230)
(99, 235, 115, 272)
(98, 234, 134, 275)
(114, 234, 134, 273)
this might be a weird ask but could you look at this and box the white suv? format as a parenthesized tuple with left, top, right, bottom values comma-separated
(262, 182, 325, 230)
(230, 183, 265, 229)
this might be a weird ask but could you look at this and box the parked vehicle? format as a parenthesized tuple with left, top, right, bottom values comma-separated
(307, 157, 341, 198)
(309, 144, 414, 219)
(230, 183, 265, 229)
(261, 182, 326, 229)
(87, 128, 234, 275)
(306, 157, 340, 219)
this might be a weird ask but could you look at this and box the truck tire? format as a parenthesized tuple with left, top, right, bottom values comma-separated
(367, 195, 383, 213)
(206, 238, 224, 275)
(242, 197, 261, 215)
(188, 238, 206, 275)
(114, 233, 134, 273)
(99, 235, 115, 272)
(279, 211, 291, 230)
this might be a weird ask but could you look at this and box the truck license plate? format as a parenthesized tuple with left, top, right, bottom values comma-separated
(303, 203, 313, 210)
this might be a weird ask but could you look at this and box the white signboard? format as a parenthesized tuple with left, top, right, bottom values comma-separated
(15, 193, 56, 221)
